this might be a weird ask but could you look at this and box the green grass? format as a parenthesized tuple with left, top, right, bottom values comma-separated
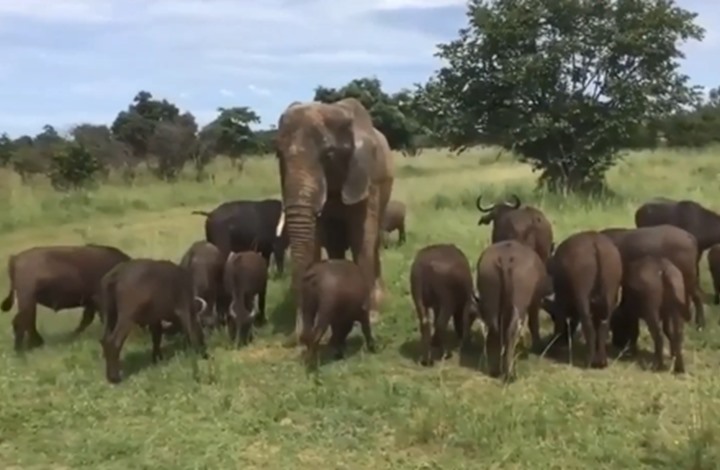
(2, 147, 720, 469)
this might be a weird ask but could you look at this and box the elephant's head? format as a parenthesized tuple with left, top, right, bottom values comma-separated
(275, 100, 376, 336)
(476, 194, 521, 225)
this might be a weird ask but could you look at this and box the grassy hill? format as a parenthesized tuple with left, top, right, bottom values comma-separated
(1, 147, 719, 469)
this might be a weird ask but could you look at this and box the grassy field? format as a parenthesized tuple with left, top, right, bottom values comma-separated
(2, 147, 720, 469)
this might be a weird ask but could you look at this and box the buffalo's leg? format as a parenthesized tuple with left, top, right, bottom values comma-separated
(415, 303, 433, 367)
(398, 224, 406, 246)
(74, 305, 96, 335)
(645, 307, 665, 371)
(433, 305, 453, 360)
(502, 315, 521, 382)
(670, 312, 685, 373)
(527, 300, 542, 352)
(14, 295, 43, 351)
(452, 304, 464, 341)
(175, 308, 208, 359)
(101, 321, 132, 384)
(691, 284, 705, 330)
(254, 287, 268, 327)
(359, 311, 376, 353)
(149, 323, 164, 363)
(328, 320, 353, 360)
(485, 326, 501, 377)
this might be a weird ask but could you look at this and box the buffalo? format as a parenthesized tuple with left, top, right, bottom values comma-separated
(473, 240, 548, 381)
(600, 225, 704, 329)
(299, 259, 376, 363)
(546, 231, 623, 369)
(635, 198, 720, 256)
(1, 244, 131, 351)
(382, 199, 407, 248)
(99, 258, 208, 384)
(409, 244, 479, 366)
(179, 241, 224, 329)
(191, 198, 289, 276)
(612, 256, 689, 373)
(476, 194, 554, 263)
(224, 251, 269, 346)
(706, 244, 720, 305)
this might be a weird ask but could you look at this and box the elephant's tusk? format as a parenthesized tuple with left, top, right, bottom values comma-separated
(276, 210, 285, 237)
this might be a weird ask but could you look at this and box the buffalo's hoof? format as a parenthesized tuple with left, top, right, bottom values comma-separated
(419, 357, 434, 367)
(107, 373, 122, 384)
(366, 341, 377, 353)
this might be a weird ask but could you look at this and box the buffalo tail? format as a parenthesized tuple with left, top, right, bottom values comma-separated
(191, 210, 211, 217)
(495, 258, 514, 333)
(0, 255, 15, 312)
(100, 269, 120, 334)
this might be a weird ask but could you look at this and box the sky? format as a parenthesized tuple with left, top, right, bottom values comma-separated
(0, 0, 717, 137)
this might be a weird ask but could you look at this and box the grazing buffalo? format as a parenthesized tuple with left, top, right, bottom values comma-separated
(635, 198, 720, 255)
(600, 225, 704, 329)
(99, 258, 208, 384)
(409, 244, 479, 366)
(299, 259, 376, 363)
(179, 241, 224, 329)
(1, 244, 131, 351)
(224, 251, 269, 346)
(708, 244, 720, 304)
(546, 231, 622, 369)
(382, 200, 407, 248)
(612, 256, 689, 373)
(474, 240, 548, 381)
(191, 198, 289, 276)
(476, 194, 554, 263)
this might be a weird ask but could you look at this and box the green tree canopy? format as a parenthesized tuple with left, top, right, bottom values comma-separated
(420, 0, 705, 193)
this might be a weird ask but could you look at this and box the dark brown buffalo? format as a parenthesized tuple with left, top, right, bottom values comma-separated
(1, 244, 131, 351)
(299, 259, 376, 362)
(179, 241, 224, 329)
(409, 244, 479, 366)
(382, 199, 407, 248)
(547, 231, 622, 369)
(599, 225, 704, 329)
(476, 194, 554, 263)
(474, 240, 548, 381)
(635, 198, 720, 255)
(612, 256, 689, 373)
(223, 251, 268, 346)
(706, 244, 720, 304)
(100, 258, 208, 384)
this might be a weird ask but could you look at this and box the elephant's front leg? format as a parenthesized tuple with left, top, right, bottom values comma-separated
(348, 190, 382, 323)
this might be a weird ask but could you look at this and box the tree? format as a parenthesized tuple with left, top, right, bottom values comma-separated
(313, 77, 421, 152)
(421, 0, 705, 193)
(200, 106, 261, 165)
(147, 112, 199, 180)
(111, 91, 180, 158)
(0, 133, 13, 167)
(71, 123, 132, 170)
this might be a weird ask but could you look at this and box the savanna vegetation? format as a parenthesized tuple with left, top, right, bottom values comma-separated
(3, 0, 720, 468)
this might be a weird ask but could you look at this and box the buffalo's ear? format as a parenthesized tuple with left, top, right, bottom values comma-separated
(342, 134, 372, 205)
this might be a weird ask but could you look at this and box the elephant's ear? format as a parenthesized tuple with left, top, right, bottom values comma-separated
(342, 135, 372, 205)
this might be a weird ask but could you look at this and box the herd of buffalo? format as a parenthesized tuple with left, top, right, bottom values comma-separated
(2, 99, 720, 384)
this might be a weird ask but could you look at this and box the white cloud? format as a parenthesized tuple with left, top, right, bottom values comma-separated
(219, 88, 234, 97)
(248, 84, 271, 96)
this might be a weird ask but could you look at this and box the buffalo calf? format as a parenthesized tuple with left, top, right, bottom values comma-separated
(612, 256, 689, 373)
(382, 200, 407, 248)
(548, 231, 622, 369)
(224, 251, 268, 346)
(300, 260, 376, 362)
(409, 244, 478, 366)
(179, 241, 224, 329)
(100, 259, 208, 384)
(1, 244, 131, 351)
(474, 240, 548, 381)
(707, 244, 720, 305)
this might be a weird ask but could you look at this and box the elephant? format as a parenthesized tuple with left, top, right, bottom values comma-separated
(274, 98, 395, 345)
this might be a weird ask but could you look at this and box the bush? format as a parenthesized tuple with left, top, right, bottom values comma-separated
(48, 143, 104, 190)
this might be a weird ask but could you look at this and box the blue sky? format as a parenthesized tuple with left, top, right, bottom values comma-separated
(0, 0, 716, 137)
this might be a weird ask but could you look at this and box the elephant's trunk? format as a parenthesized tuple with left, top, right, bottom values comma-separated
(284, 202, 318, 339)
